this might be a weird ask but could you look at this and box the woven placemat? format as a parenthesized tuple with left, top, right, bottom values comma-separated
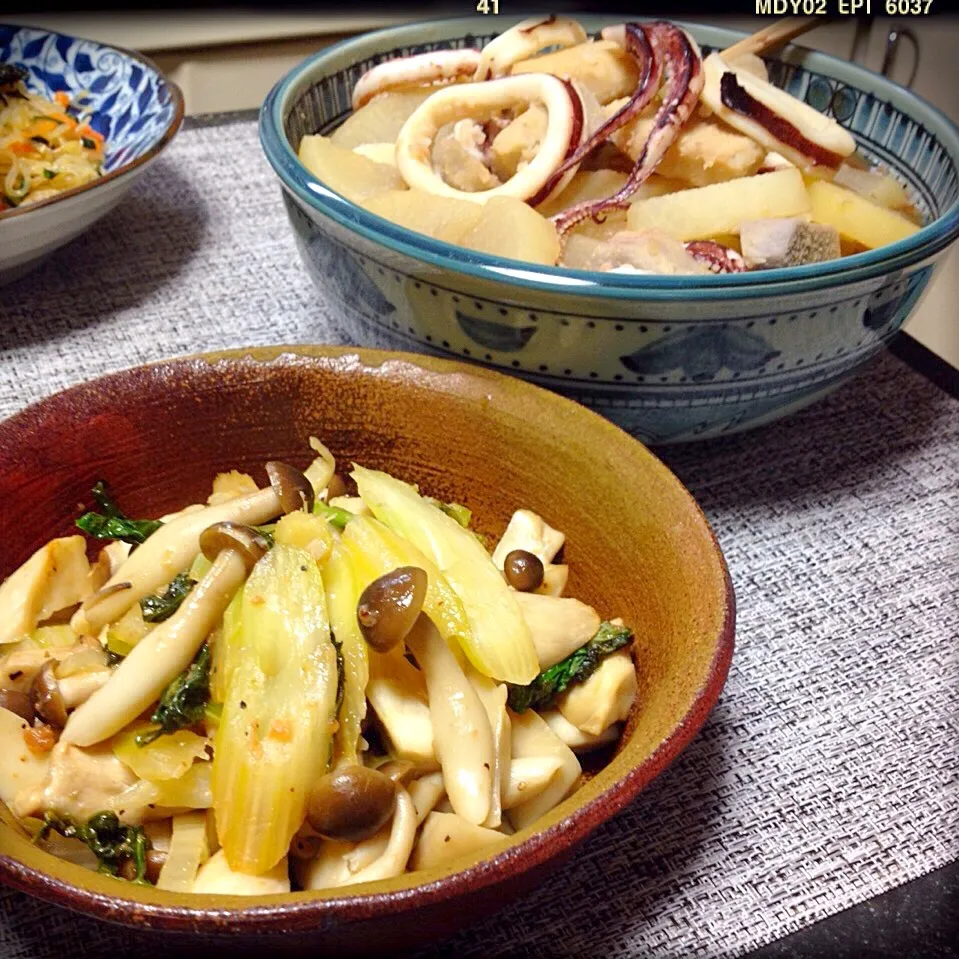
(1, 120, 957, 959)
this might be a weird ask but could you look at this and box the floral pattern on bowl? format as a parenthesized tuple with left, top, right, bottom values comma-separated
(0, 24, 183, 283)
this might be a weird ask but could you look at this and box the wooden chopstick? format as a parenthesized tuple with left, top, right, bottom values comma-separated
(720, 16, 829, 62)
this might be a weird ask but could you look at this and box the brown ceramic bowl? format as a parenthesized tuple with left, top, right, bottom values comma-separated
(0, 345, 734, 952)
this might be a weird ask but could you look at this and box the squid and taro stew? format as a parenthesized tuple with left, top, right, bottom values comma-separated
(299, 16, 923, 275)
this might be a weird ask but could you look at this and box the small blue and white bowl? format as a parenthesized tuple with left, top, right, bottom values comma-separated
(0, 24, 183, 284)
(261, 16, 959, 443)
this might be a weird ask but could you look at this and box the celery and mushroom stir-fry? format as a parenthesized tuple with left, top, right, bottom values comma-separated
(0, 441, 637, 894)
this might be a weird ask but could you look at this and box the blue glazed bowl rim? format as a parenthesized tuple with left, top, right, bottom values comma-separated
(0, 22, 184, 222)
(260, 15, 959, 301)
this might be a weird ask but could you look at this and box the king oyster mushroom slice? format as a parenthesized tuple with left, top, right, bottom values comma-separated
(62, 523, 269, 747)
(403, 613, 495, 827)
(0, 536, 93, 646)
(395, 73, 588, 207)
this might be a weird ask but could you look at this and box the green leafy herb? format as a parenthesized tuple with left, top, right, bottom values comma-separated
(42, 167, 56, 178)
(506, 622, 633, 713)
(76, 480, 163, 546)
(37, 811, 150, 883)
(314, 501, 352, 530)
(81, 136, 96, 149)
(140, 572, 196, 623)
(135, 644, 211, 746)
(425, 497, 472, 528)
(203, 701, 223, 725)
(254, 524, 276, 548)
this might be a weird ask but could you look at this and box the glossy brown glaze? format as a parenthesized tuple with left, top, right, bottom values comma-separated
(0, 346, 734, 952)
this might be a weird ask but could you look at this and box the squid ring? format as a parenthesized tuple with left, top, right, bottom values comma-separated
(473, 15, 588, 81)
(352, 49, 483, 110)
(395, 73, 586, 207)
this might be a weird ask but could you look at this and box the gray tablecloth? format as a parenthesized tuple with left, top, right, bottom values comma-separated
(1, 119, 957, 958)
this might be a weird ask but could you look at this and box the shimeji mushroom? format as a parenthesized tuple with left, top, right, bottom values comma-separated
(502, 755, 565, 810)
(507, 707, 581, 831)
(61, 522, 269, 747)
(403, 613, 495, 828)
(305, 765, 398, 843)
(297, 787, 418, 890)
(406, 771, 446, 826)
(491, 509, 568, 598)
(355, 565, 497, 828)
(31, 661, 68, 729)
(540, 709, 623, 753)
(73, 461, 318, 634)
(339, 787, 417, 887)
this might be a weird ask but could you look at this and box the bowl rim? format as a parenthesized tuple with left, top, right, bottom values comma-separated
(0, 21, 184, 222)
(260, 14, 959, 302)
(0, 344, 735, 933)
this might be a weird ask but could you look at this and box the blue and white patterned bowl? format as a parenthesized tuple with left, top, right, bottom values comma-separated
(0, 24, 183, 284)
(260, 16, 959, 444)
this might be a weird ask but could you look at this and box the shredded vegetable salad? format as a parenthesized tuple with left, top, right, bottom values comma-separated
(0, 64, 104, 212)
(0, 441, 638, 895)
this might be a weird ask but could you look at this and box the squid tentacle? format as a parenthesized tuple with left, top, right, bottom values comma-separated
(551, 22, 704, 238)
(546, 23, 662, 186)
(684, 240, 746, 273)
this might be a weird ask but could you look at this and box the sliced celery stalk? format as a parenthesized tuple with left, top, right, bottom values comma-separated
(321, 541, 369, 766)
(351, 466, 538, 685)
(212, 544, 338, 874)
(342, 515, 472, 668)
(113, 726, 208, 781)
(210, 589, 242, 705)
(188, 553, 213, 582)
(31, 625, 79, 648)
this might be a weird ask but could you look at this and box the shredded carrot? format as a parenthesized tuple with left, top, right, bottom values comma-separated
(53, 91, 70, 107)
(24, 724, 58, 754)
(10, 141, 37, 157)
(77, 124, 104, 143)
(24, 117, 58, 139)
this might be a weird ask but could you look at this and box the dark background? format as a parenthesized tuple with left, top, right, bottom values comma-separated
(7, 0, 957, 17)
